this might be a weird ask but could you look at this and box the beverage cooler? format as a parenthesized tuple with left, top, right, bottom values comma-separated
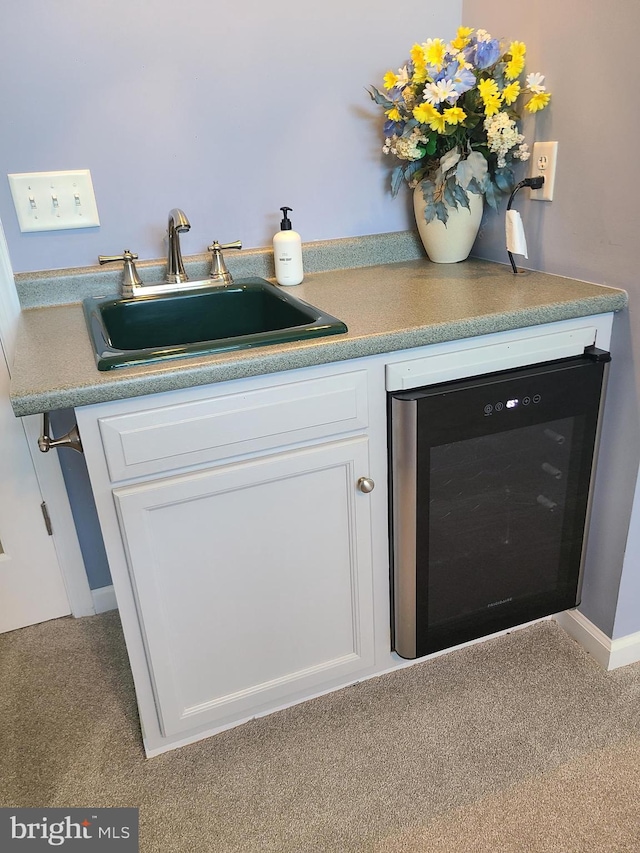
(388, 347, 610, 659)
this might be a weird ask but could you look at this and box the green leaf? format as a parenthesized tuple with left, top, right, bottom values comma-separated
(450, 179, 471, 210)
(426, 136, 438, 155)
(467, 151, 489, 181)
(456, 151, 488, 190)
(443, 179, 459, 210)
(368, 86, 393, 109)
(419, 181, 441, 222)
(434, 200, 449, 225)
(494, 167, 514, 194)
(463, 113, 482, 130)
(440, 146, 461, 174)
(404, 160, 424, 183)
(418, 178, 448, 225)
(455, 160, 473, 189)
(390, 166, 404, 197)
(483, 179, 500, 212)
(419, 179, 436, 204)
(422, 201, 438, 223)
(467, 177, 484, 195)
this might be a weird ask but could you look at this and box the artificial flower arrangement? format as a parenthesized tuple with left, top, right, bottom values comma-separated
(369, 26, 551, 224)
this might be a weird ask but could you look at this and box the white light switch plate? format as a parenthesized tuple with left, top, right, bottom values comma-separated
(7, 169, 100, 232)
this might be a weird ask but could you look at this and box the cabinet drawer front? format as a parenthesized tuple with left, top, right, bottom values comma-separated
(99, 370, 369, 481)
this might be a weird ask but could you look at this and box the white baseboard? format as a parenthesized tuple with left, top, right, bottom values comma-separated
(555, 609, 640, 670)
(91, 584, 118, 615)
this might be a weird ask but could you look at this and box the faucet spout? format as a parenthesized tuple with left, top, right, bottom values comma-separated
(166, 208, 191, 284)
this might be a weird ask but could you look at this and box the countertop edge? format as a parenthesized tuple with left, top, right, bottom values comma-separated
(10, 290, 627, 417)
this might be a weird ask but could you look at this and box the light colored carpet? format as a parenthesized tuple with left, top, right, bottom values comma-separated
(1, 612, 639, 852)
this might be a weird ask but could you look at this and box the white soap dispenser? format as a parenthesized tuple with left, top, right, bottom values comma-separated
(273, 206, 303, 286)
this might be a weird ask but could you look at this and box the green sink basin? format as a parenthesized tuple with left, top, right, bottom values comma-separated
(83, 277, 348, 370)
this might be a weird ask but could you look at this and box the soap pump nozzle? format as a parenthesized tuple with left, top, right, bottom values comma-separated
(279, 206, 293, 230)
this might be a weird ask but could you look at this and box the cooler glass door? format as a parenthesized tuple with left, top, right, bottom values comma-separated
(391, 352, 609, 658)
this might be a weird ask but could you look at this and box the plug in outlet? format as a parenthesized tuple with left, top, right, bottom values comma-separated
(529, 142, 558, 201)
(7, 169, 100, 232)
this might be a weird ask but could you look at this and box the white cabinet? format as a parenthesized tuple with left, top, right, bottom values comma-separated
(114, 437, 375, 739)
(76, 364, 383, 755)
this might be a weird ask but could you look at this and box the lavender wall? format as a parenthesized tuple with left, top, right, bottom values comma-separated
(463, 0, 640, 639)
(0, 2, 462, 590)
(0, 1, 461, 273)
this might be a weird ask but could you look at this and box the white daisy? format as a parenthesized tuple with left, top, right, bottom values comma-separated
(526, 72, 546, 94)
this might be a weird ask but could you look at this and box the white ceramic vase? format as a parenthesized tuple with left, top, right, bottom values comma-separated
(413, 185, 483, 263)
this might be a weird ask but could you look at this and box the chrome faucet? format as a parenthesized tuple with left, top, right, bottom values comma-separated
(166, 208, 190, 284)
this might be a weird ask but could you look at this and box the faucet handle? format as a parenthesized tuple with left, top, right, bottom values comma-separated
(207, 240, 242, 284)
(98, 250, 142, 298)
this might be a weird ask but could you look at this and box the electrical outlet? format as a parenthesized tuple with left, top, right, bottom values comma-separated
(529, 142, 558, 202)
(7, 169, 100, 232)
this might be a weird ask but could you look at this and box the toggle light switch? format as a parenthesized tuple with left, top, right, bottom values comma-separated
(7, 169, 100, 232)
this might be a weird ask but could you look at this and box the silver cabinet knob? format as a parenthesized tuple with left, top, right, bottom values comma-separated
(357, 477, 375, 493)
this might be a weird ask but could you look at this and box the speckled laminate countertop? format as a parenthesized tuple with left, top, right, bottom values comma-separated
(9, 255, 628, 416)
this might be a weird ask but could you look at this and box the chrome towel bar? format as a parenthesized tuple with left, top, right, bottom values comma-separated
(38, 412, 83, 454)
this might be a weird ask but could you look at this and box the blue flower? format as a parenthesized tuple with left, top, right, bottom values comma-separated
(475, 38, 501, 69)
(383, 119, 404, 136)
(426, 64, 446, 82)
(445, 61, 476, 96)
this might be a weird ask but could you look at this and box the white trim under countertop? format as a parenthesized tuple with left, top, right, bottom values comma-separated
(555, 609, 640, 670)
(385, 325, 598, 391)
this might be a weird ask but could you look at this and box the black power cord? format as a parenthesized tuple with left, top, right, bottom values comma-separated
(506, 176, 545, 274)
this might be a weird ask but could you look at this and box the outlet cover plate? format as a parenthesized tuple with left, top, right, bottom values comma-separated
(8, 169, 100, 232)
(529, 142, 558, 202)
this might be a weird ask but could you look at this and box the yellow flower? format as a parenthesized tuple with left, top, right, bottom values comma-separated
(450, 25, 474, 51)
(525, 92, 551, 112)
(410, 44, 425, 67)
(483, 95, 502, 116)
(386, 107, 402, 122)
(509, 41, 526, 59)
(413, 102, 446, 133)
(505, 55, 526, 80)
(477, 78, 502, 115)
(424, 38, 447, 71)
(443, 106, 467, 125)
(413, 102, 438, 124)
(383, 70, 398, 90)
(428, 111, 447, 133)
(502, 81, 521, 105)
(410, 44, 428, 84)
(478, 78, 500, 100)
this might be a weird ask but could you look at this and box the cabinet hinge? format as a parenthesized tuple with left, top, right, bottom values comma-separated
(40, 501, 53, 536)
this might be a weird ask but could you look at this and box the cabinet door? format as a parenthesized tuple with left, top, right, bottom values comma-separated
(113, 437, 375, 738)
